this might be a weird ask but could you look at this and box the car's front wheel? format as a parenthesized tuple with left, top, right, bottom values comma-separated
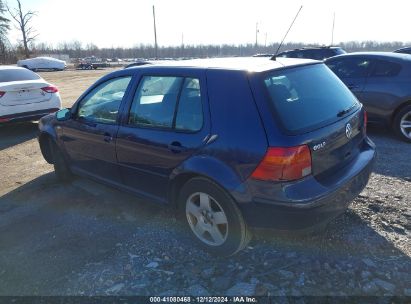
(393, 104, 411, 143)
(50, 141, 73, 181)
(179, 177, 251, 256)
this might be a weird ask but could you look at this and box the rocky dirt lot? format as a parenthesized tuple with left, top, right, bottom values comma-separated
(0, 69, 410, 298)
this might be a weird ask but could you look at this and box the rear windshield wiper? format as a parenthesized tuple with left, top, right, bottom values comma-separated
(337, 104, 357, 117)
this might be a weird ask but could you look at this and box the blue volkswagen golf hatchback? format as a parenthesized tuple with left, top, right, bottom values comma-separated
(38, 58, 376, 256)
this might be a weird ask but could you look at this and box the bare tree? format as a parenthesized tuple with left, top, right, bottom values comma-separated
(7, 0, 37, 58)
(0, 0, 10, 62)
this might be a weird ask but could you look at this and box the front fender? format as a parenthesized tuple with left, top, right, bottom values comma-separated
(38, 114, 59, 141)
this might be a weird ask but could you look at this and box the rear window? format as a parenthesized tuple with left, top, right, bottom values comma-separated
(0, 69, 40, 83)
(264, 64, 359, 133)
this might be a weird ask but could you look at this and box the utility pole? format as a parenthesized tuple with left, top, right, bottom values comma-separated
(181, 32, 184, 57)
(152, 5, 158, 59)
(255, 22, 259, 48)
(331, 12, 335, 46)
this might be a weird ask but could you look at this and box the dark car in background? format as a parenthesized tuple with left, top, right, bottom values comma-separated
(38, 58, 375, 256)
(275, 46, 346, 60)
(394, 47, 411, 55)
(325, 52, 411, 142)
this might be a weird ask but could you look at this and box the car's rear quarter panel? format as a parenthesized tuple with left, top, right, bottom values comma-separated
(198, 69, 268, 192)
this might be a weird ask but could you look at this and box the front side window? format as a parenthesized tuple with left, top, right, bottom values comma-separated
(327, 58, 371, 78)
(129, 76, 203, 131)
(77, 76, 131, 124)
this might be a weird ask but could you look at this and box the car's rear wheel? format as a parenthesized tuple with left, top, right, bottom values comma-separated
(50, 141, 73, 181)
(393, 105, 411, 143)
(179, 177, 251, 256)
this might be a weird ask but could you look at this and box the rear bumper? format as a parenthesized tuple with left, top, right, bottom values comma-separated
(0, 108, 59, 123)
(237, 137, 376, 230)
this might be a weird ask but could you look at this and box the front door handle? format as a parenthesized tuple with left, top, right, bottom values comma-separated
(168, 141, 186, 153)
(103, 132, 113, 143)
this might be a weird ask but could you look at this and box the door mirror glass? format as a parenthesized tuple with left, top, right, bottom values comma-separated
(56, 108, 72, 121)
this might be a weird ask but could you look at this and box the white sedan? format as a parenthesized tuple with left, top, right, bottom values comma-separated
(17, 57, 67, 71)
(0, 66, 62, 123)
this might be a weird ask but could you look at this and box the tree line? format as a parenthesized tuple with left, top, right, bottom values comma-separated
(30, 41, 410, 61)
(0, 0, 410, 64)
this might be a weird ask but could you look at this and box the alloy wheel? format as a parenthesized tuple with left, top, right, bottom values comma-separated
(400, 110, 411, 139)
(185, 192, 228, 246)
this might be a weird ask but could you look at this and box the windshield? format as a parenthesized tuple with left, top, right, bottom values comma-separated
(264, 63, 359, 133)
(0, 69, 41, 83)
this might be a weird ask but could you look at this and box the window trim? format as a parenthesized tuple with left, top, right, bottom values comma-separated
(125, 74, 204, 134)
(73, 75, 133, 126)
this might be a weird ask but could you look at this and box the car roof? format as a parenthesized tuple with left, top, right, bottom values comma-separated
(279, 46, 343, 53)
(126, 57, 318, 73)
(0, 65, 27, 70)
(325, 51, 411, 61)
(395, 47, 411, 51)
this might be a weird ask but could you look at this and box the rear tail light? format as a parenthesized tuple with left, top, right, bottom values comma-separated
(0, 91, 5, 98)
(363, 110, 368, 135)
(41, 86, 59, 93)
(251, 145, 312, 182)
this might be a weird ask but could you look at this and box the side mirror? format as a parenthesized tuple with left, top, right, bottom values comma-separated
(56, 108, 72, 121)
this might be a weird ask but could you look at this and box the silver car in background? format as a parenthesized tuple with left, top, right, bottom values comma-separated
(17, 57, 67, 71)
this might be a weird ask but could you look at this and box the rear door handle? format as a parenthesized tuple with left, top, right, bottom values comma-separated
(168, 141, 186, 153)
(103, 132, 113, 143)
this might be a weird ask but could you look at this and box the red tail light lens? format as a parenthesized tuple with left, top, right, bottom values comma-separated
(251, 145, 312, 182)
(0, 91, 5, 98)
(363, 110, 368, 135)
(41, 86, 59, 93)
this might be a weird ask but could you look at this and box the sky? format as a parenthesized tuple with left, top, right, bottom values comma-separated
(5, 0, 411, 48)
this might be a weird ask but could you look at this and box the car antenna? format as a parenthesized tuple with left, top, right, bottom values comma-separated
(271, 5, 303, 60)
(330, 12, 336, 46)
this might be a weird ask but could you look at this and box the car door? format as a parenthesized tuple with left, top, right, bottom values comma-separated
(61, 76, 132, 184)
(116, 72, 210, 203)
(35, 58, 47, 70)
(360, 59, 403, 120)
(326, 57, 371, 101)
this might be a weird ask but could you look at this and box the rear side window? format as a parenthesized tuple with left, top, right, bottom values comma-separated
(327, 58, 371, 78)
(0, 69, 40, 82)
(264, 64, 359, 133)
(129, 76, 203, 131)
(175, 78, 203, 132)
(129, 76, 183, 128)
(370, 60, 402, 77)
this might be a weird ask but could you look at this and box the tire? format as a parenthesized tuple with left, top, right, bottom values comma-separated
(178, 177, 251, 256)
(50, 140, 73, 182)
(393, 105, 411, 143)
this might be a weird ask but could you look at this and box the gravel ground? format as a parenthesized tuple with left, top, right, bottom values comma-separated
(0, 123, 409, 298)
(0, 69, 409, 297)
